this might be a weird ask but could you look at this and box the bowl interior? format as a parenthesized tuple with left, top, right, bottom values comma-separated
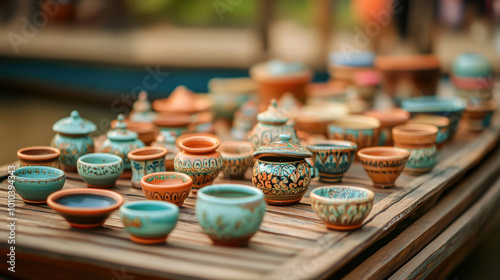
(15, 167, 64, 180)
(360, 148, 408, 158)
(123, 201, 178, 213)
(310, 142, 355, 150)
(130, 148, 165, 157)
(145, 173, 190, 186)
(20, 148, 59, 156)
(182, 137, 216, 149)
(55, 194, 117, 208)
(313, 186, 371, 200)
(79, 154, 121, 165)
(201, 185, 261, 200)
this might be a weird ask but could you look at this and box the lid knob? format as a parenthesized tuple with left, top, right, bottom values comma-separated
(279, 134, 291, 143)
(116, 114, 127, 130)
(271, 99, 278, 108)
(70, 110, 80, 119)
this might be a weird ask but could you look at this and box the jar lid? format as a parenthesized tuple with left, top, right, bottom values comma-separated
(253, 134, 312, 159)
(53, 110, 96, 135)
(257, 99, 289, 124)
(107, 115, 138, 141)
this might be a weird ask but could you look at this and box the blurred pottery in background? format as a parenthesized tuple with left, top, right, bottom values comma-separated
(328, 51, 375, 84)
(51, 110, 96, 171)
(190, 112, 215, 133)
(308, 140, 357, 183)
(141, 172, 192, 206)
(128, 147, 167, 189)
(17, 146, 61, 168)
(208, 77, 257, 119)
(408, 115, 450, 149)
(306, 81, 347, 104)
(327, 115, 380, 150)
(232, 98, 259, 141)
(13, 166, 65, 204)
(463, 100, 496, 131)
(353, 70, 380, 110)
(219, 141, 254, 180)
(129, 91, 157, 123)
(154, 114, 191, 138)
(111, 119, 157, 146)
(152, 133, 178, 171)
(451, 53, 494, 102)
(152, 85, 212, 115)
(364, 108, 410, 146)
(357, 147, 410, 188)
(291, 102, 349, 137)
(77, 153, 124, 188)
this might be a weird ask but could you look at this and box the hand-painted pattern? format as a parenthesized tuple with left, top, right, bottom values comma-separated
(51, 134, 94, 169)
(78, 161, 123, 176)
(174, 156, 223, 189)
(252, 160, 311, 196)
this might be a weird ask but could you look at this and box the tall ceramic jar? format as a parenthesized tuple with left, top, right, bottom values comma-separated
(128, 146, 167, 189)
(249, 99, 299, 151)
(102, 115, 145, 177)
(51, 110, 96, 171)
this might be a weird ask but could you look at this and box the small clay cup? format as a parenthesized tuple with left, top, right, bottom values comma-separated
(308, 140, 357, 183)
(128, 147, 167, 189)
(408, 115, 450, 150)
(141, 172, 193, 206)
(219, 141, 254, 180)
(364, 108, 410, 146)
(77, 153, 124, 188)
(357, 147, 410, 188)
(463, 100, 496, 131)
(327, 115, 380, 150)
(17, 146, 61, 168)
(13, 166, 65, 204)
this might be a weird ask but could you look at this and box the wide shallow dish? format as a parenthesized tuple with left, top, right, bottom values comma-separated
(13, 166, 65, 204)
(219, 141, 254, 179)
(308, 140, 357, 183)
(77, 153, 124, 188)
(141, 172, 193, 206)
(17, 146, 61, 168)
(196, 184, 266, 247)
(357, 147, 410, 188)
(47, 188, 124, 228)
(120, 201, 179, 245)
(310, 186, 374, 230)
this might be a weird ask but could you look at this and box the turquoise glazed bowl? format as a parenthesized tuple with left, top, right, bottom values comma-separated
(120, 201, 179, 245)
(401, 96, 466, 139)
(308, 140, 357, 183)
(13, 166, 65, 204)
(311, 186, 374, 231)
(77, 153, 124, 188)
(196, 184, 266, 247)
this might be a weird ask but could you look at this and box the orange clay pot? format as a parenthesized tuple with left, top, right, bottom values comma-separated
(17, 146, 61, 168)
(357, 147, 410, 188)
(141, 172, 193, 206)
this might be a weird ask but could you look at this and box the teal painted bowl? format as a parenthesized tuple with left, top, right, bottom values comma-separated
(311, 186, 374, 231)
(327, 115, 380, 150)
(120, 201, 179, 245)
(77, 153, 124, 188)
(13, 166, 65, 204)
(308, 140, 357, 183)
(196, 184, 266, 247)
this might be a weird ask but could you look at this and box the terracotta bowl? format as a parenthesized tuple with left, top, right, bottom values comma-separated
(311, 186, 374, 230)
(17, 146, 61, 168)
(408, 115, 450, 149)
(327, 115, 381, 150)
(47, 188, 124, 228)
(141, 172, 193, 206)
(219, 141, 254, 180)
(13, 166, 65, 204)
(357, 147, 410, 188)
(364, 108, 410, 146)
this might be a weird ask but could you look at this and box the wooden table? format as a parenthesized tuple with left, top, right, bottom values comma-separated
(1, 113, 500, 280)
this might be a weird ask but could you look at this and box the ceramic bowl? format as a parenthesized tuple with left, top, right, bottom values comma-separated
(219, 141, 254, 179)
(463, 100, 496, 131)
(357, 147, 410, 188)
(310, 186, 374, 231)
(128, 146, 167, 189)
(13, 166, 65, 204)
(77, 153, 124, 188)
(17, 146, 61, 168)
(327, 115, 380, 150)
(141, 172, 193, 206)
(196, 184, 266, 247)
(120, 201, 179, 245)
(364, 108, 410, 146)
(308, 140, 357, 183)
(407, 115, 450, 149)
(47, 188, 124, 228)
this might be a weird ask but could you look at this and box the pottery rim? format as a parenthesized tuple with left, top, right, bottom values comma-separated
(219, 141, 253, 158)
(466, 100, 497, 113)
(47, 188, 124, 215)
(357, 147, 410, 161)
(17, 146, 61, 161)
(176, 133, 220, 150)
(179, 135, 220, 155)
(250, 62, 312, 83)
(128, 146, 168, 161)
(120, 200, 179, 216)
(311, 186, 374, 204)
(78, 153, 123, 166)
(392, 123, 438, 137)
(329, 115, 381, 130)
(141, 172, 193, 190)
(14, 166, 65, 181)
(363, 109, 410, 127)
(408, 115, 450, 128)
(308, 139, 357, 151)
(197, 184, 264, 205)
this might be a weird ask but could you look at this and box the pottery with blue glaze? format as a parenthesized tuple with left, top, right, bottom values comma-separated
(308, 140, 357, 183)
(463, 100, 496, 131)
(13, 166, 65, 204)
(17, 146, 61, 168)
(219, 141, 254, 180)
(128, 147, 167, 189)
(77, 153, 124, 188)
(328, 51, 375, 85)
(451, 53, 493, 102)
(196, 184, 266, 247)
(408, 115, 450, 150)
(47, 188, 124, 228)
(51, 110, 96, 171)
(311, 186, 374, 230)
(357, 147, 410, 188)
(327, 115, 380, 151)
(141, 172, 192, 206)
(120, 200, 179, 245)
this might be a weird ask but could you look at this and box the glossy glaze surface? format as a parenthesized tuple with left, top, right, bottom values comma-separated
(13, 166, 65, 204)
(141, 172, 192, 206)
(77, 153, 124, 188)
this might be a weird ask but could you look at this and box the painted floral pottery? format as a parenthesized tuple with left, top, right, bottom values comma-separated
(141, 172, 193, 206)
(208, 77, 257, 119)
(328, 51, 375, 84)
(392, 124, 438, 175)
(401, 96, 466, 139)
(102, 114, 145, 176)
(77, 153, 124, 188)
(327, 115, 380, 150)
(128, 147, 167, 189)
(51, 110, 96, 171)
(364, 108, 410, 146)
(47, 188, 124, 228)
(154, 114, 191, 138)
(463, 100, 496, 131)
(311, 186, 374, 231)
(174, 135, 223, 193)
(17, 146, 61, 168)
(357, 147, 410, 188)
(219, 141, 254, 180)
(252, 134, 312, 205)
(408, 115, 450, 150)
(250, 60, 312, 109)
(120, 201, 179, 245)
(308, 140, 357, 183)
(196, 184, 266, 247)
(152, 85, 212, 115)
(249, 99, 299, 151)
(111, 119, 157, 146)
(13, 166, 65, 204)
(306, 82, 347, 104)
(451, 53, 493, 102)
(375, 55, 440, 104)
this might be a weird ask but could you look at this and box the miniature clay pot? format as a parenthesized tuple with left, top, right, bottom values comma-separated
(120, 201, 179, 245)
(174, 136, 223, 193)
(357, 147, 410, 188)
(463, 100, 496, 131)
(152, 85, 212, 115)
(392, 124, 438, 175)
(154, 114, 191, 138)
(196, 184, 266, 247)
(141, 172, 193, 206)
(17, 146, 61, 168)
(328, 51, 375, 84)
(111, 119, 157, 146)
(308, 140, 357, 183)
(311, 186, 374, 231)
(13, 166, 65, 204)
(77, 153, 124, 188)
(128, 147, 167, 189)
(47, 188, 124, 228)
(407, 115, 450, 150)
(291, 103, 349, 138)
(219, 141, 254, 180)
(306, 82, 347, 104)
(252, 134, 313, 205)
(364, 108, 409, 146)
(327, 115, 381, 150)
(208, 77, 257, 119)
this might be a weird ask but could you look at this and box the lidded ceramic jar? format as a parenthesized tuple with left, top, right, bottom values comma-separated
(51, 110, 96, 171)
(102, 115, 145, 172)
(249, 99, 299, 151)
(252, 134, 312, 205)
(451, 53, 493, 102)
